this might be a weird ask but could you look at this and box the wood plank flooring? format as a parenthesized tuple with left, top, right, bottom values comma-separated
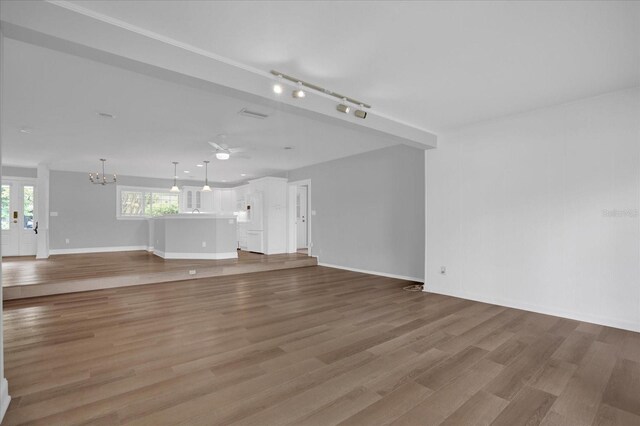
(2, 251, 316, 300)
(3, 266, 640, 425)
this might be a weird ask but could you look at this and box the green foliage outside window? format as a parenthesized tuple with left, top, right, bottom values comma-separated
(121, 189, 179, 217)
(1, 185, 10, 230)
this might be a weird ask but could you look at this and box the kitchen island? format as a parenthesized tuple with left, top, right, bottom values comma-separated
(149, 213, 238, 260)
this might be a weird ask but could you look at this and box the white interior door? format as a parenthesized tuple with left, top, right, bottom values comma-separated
(1, 179, 37, 257)
(296, 185, 308, 249)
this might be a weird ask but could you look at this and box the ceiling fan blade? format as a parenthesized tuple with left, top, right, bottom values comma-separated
(228, 147, 248, 154)
(208, 141, 224, 150)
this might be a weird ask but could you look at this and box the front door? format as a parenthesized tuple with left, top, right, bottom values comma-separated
(1, 179, 37, 257)
(296, 185, 308, 249)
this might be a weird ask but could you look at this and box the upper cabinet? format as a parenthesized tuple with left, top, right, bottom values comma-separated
(181, 186, 212, 212)
(178, 184, 251, 215)
(210, 188, 236, 213)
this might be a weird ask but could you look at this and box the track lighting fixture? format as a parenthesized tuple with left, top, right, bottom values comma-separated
(202, 160, 211, 192)
(292, 82, 306, 99)
(273, 74, 283, 94)
(354, 105, 367, 119)
(271, 70, 371, 109)
(170, 162, 180, 192)
(337, 98, 350, 114)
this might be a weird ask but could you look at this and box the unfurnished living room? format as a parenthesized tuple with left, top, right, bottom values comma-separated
(0, 1, 639, 425)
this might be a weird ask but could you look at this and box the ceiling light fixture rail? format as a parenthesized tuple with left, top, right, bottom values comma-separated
(270, 70, 371, 109)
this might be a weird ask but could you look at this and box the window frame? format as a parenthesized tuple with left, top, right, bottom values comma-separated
(116, 185, 181, 220)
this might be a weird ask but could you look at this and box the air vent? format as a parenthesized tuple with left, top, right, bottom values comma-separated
(238, 108, 269, 119)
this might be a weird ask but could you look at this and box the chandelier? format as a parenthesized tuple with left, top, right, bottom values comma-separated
(89, 159, 117, 185)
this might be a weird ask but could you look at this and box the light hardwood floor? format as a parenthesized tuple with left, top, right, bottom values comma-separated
(3, 266, 640, 425)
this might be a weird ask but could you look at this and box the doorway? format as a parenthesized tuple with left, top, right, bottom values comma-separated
(296, 184, 308, 251)
(288, 179, 311, 255)
(1, 178, 37, 256)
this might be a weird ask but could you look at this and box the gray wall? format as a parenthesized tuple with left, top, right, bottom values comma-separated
(49, 171, 181, 250)
(288, 144, 426, 281)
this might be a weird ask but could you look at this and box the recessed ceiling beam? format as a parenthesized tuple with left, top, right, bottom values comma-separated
(0, 0, 437, 149)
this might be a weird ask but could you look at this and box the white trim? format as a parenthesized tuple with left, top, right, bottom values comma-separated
(424, 286, 640, 333)
(318, 261, 424, 283)
(49, 245, 148, 255)
(153, 250, 238, 260)
(0, 378, 11, 423)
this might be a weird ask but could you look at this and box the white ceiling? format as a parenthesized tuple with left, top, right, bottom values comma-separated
(2, 38, 396, 183)
(2, 1, 638, 182)
(67, 0, 640, 132)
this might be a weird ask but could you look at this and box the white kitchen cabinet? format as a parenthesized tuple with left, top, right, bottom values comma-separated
(234, 185, 249, 211)
(211, 188, 235, 213)
(182, 186, 212, 212)
(246, 177, 287, 254)
(212, 189, 222, 212)
(237, 222, 248, 250)
(222, 189, 236, 213)
(247, 230, 264, 253)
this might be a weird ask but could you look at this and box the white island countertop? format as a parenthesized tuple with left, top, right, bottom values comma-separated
(149, 213, 236, 219)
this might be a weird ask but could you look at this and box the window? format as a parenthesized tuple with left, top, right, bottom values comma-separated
(23, 185, 34, 229)
(1, 185, 10, 230)
(117, 186, 179, 218)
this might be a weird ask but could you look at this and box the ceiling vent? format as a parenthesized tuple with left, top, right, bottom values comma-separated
(238, 108, 269, 119)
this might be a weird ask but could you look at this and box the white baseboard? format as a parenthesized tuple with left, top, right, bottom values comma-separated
(317, 261, 424, 283)
(425, 286, 640, 333)
(0, 378, 10, 423)
(153, 250, 238, 260)
(49, 245, 149, 255)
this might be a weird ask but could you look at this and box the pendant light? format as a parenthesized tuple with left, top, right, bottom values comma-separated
(170, 161, 180, 192)
(89, 159, 117, 185)
(202, 160, 212, 192)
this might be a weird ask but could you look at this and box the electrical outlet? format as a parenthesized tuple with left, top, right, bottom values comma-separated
(202, 241, 207, 248)
(440, 266, 447, 275)
(65, 238, 70, 244)
(188, 270, 197, 275)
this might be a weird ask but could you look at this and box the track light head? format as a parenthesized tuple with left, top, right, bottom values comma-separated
(273, 74, 284, 94)
(354, 109, 367, 119)
(337, 99, 350, 114)
(292, 82, 306, 99)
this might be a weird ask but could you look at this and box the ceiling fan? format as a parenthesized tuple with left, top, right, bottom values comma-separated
(208, 134, 250, 160)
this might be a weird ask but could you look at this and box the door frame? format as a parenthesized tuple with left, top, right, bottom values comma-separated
(1, 176, 38, 257)
(287, 179, 312, 255)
